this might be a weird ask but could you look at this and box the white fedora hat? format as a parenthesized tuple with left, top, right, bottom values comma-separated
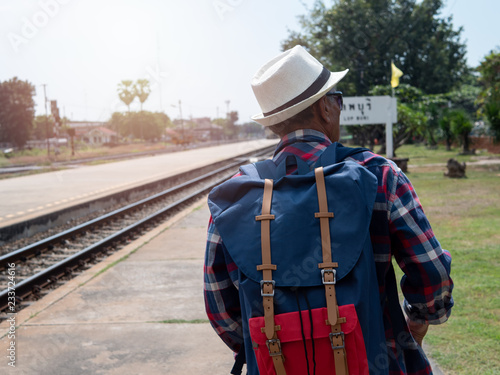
(251, 45, 348, 127)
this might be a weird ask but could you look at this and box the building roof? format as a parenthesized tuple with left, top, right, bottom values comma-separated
(67, 121, 106, 128)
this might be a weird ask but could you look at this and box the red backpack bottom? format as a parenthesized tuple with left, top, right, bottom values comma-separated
(249, 304, 369, 375)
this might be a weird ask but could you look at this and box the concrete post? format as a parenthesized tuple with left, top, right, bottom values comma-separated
(386, 121, 393, 158)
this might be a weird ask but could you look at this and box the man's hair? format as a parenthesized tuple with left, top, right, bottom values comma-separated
(268, 105, 315, 137)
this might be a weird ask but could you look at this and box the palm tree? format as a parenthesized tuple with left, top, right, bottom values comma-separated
(134, 79, 151, 112)
(117, 80, 136, 112)
(450, 109, 473, 154)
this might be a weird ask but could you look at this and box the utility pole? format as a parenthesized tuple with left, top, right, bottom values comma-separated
(178, 100, 184, 142)
(42, 84, 50, 158)
(225, 100, 230, 119)
(225, 100, 231, 139)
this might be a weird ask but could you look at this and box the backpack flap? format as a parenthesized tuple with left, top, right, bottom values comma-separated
(249, 305, 359, 345)
(208, 160, 378, 288)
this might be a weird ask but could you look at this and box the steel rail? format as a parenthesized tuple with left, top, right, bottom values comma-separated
(0, 173, 229, 310)
(0, 160, 241, 270)
(0, 145, 273, 270)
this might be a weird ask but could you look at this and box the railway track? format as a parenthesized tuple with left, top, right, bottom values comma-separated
(0, 145, 274, 317)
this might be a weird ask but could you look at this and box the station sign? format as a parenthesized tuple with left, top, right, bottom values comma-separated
(340, 96, 397, 125)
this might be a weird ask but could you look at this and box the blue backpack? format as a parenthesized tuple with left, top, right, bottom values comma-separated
(208, 143, 388, 375)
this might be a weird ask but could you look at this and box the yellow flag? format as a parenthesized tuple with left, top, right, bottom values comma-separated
(391, 62, 403, 88)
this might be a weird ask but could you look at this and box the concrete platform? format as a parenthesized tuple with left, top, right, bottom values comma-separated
(0, 199, 234, 374)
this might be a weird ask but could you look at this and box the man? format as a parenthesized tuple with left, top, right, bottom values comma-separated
(204, 45, 453, 374)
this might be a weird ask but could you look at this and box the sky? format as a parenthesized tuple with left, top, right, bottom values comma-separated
(0, 0, 498, 124)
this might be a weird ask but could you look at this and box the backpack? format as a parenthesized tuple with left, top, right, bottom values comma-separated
(208, 143, 388, 375)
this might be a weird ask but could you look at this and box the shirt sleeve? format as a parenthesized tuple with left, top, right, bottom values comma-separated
(203, 215, 243, 353)
(388, 170, 454, 325)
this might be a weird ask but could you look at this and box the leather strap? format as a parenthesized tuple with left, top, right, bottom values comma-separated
(314, 167, 349, 375)
(272, 352, 287, 375)
(330, 324, 349, 375)
(256, 179, 286, 375)
(314, 167, 337, 325)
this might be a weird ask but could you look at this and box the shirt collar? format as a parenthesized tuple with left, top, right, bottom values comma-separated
(274, 129, 332, 158)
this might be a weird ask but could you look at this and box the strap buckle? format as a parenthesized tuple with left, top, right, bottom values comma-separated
(321, 269, 336, 285)
(266, 338, 282, 357)
(329, 331, 345, 350)
(260, 280, 275, 297)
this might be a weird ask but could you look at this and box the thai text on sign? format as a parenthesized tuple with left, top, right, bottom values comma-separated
(340, 96, 397, 125)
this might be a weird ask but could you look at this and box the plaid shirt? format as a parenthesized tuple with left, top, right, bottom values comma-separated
(204, 129, 454, 374)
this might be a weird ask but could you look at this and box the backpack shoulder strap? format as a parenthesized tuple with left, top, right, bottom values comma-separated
(239, 163, 260, 179)
(240, 159, 276, 179)
(318, 142, 370, 166)
(240, 156, 310, 179)
(276, 155, 310, 176)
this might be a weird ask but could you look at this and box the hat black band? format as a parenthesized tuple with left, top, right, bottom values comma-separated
(262, 66, 330, 117)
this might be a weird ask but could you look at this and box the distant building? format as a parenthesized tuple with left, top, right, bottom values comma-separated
(191, 117, 223, 141)
(66, 121, 118, 145)
(170, 117, 223, 142)
(81, 127, 118, 145)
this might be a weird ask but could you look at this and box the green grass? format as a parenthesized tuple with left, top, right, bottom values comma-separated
(384, 143, 493, 166)
(395, 151, 500, 375)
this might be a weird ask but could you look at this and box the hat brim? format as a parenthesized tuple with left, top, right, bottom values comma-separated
(251, 69, 349, 127)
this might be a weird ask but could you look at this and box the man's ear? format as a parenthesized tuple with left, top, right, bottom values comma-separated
(316, 96, 330, 123)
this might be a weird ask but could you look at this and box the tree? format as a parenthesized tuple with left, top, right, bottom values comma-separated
(477, 50, 500, 141)
(368, 84, 427, 154)
(213, 111, 239, 139)
(439, 109, 454, 151)
(133, 79, 151, 139)
(134, 79, 151, 112)
(484, 101, 500, 142)
(403, 0, 468, 94)
(33, 115, 55, 140)
(117, 80, 136, 112)
(239, 122, 265, 139)
(417, 93, 450, 146)
(449, 109, 473, 153)
(420, 99, 443, 147)
(368, 81, 480, 152)
(282, 0, 468, 95)
(225, 111, 239, 139)
(108, 111, 172, 141)
(393, 104, 427, 152)
(0, 77, 36, 148)
(447, 84, 481, 117)
(108, 112, 128, 137)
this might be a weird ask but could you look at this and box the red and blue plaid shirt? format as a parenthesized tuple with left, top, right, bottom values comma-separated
(204, 129, 453, 374)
